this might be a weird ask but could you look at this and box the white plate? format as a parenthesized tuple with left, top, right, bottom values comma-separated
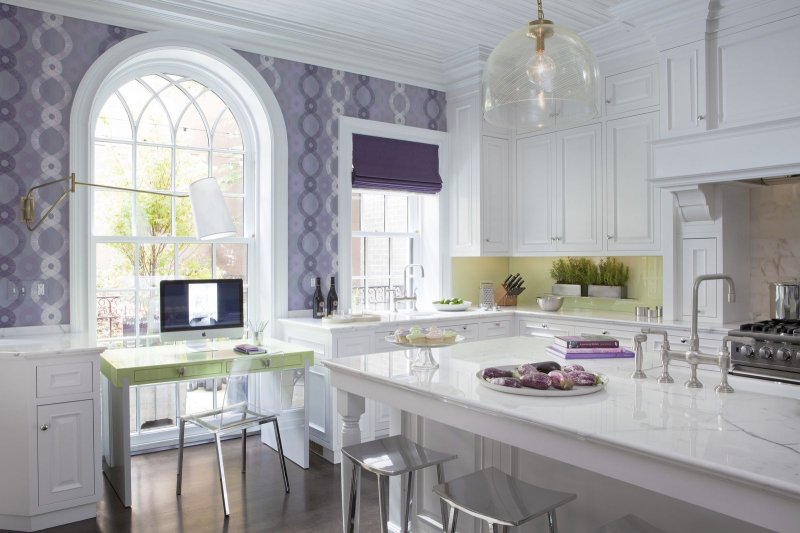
(432, 301, 471, 311)
(476, 365, 608, 397)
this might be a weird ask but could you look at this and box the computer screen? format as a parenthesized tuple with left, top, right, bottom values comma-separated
(159, 279, 244, 342)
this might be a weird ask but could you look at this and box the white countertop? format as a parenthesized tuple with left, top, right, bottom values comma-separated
(324, 336, 800, 503)
(281, 306, 737, 335)
(0, 333, 104, 359)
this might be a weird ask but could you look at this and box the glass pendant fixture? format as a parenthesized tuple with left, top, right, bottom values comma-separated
(482, 0, 600, 130)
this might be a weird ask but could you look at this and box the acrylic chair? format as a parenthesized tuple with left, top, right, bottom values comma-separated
(176, 354, 290, 516)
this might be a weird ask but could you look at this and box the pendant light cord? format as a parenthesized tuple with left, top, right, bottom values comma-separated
(537, 0, 544, 21)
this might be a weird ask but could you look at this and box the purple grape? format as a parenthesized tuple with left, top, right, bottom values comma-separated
(482, 367, 513, 379)
(572, 371, 600, 386)
(548, 370, 574, 390)
(521, 372, 551, 390)
(487, 377, 522, 388)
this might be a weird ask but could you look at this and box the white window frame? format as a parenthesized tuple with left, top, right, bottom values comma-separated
(68, 31, 289, 340)
(351, 188, 422, 310)
(338, 117, 449, 313)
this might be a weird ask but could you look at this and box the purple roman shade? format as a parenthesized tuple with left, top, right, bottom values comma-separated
(352, 134, 442, 194)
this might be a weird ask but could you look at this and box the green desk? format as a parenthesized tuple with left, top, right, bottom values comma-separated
(100, 339, 314, 508)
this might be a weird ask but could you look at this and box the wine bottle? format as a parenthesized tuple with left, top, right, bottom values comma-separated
(312, 277, 325, 319)
(326, 276, 338, 316)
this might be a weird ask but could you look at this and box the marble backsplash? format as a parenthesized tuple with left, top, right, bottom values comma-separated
(749, 183, 800, 320)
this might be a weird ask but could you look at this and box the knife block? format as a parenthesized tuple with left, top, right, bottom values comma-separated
(498, 293, 518, 307)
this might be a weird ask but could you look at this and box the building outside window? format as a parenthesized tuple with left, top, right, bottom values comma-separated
(92, 73, 254, 448)
(351, 189, 420, 311)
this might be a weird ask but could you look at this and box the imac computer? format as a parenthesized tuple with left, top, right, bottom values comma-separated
(159, 279, 244, 348)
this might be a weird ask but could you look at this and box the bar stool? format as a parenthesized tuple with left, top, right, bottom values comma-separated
(433, 467, 576, 533)
(343, 435, 457, 533)
(595, 514, 666, 533)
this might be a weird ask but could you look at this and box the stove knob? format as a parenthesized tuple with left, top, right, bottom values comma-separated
(758, 345, 774, 359)
(776, 347, 792, 361)
(739, 345, 755, 358)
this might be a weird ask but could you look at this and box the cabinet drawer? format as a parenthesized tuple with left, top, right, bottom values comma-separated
(226, 353, 302, 373)
(444, 323, 480, 341)
(518, 319, 572, 339)
(479, 319, 513, 339)
(373, 330, 400, 353)
(133, 362, 224, 384)
(37, 361, 94, 398)
(336, 334, 373, 357)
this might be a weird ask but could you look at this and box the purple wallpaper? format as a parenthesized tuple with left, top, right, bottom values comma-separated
(0, 3, 446, 326)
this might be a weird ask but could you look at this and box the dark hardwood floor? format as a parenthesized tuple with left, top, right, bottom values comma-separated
(22, 437, 381, 533)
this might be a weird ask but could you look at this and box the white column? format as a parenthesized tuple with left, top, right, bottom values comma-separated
(338, 389, 365, 532)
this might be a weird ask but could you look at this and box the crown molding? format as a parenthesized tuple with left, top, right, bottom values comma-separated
(441, 45, 492, 92)
(5, 0, 447, 90)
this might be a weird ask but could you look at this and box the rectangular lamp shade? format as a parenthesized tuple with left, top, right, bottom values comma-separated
(189, 177, 236, 240)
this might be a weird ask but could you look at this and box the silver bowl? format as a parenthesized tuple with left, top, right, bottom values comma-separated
(536, 295, 564, 312)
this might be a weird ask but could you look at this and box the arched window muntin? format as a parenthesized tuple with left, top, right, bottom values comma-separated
(89, 60, 257, 347)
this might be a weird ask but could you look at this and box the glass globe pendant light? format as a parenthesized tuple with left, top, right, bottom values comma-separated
(482, 0, 600, 130)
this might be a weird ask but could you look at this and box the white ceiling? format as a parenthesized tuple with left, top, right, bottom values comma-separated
(13, 0, 655, 89)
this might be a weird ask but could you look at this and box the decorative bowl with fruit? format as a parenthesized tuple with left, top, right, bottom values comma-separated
(477, 361, 607, 397)
(432, 297, 471, 311)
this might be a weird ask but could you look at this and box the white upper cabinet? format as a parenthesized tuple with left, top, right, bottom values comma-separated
(604, 64, 659, 116)
(514, 123, 602, 254)
(605, 112, 660, 251)
(448, 90, 511, 256)
(556, 123, 603, 252)
(660, 41, 707, 137)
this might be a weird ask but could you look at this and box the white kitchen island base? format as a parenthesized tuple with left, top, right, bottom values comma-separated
(326, 336, 800, 533)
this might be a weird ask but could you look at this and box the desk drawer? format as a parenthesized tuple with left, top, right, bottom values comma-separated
(134, 362, 224, 383)
(226, 353, 303, 373)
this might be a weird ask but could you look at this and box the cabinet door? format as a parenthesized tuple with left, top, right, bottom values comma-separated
(38, 400, 95, 506)
(307, 363, 332, 447)
(443, 322, 481, 342)
(479, 319, 513, 339)
(605, 112, 660, 251)
(661, 41, 707, 136)
(556, 124, 603, 252)
(449, 94, 481, 256)
(480, 136, 510, 254)
(515, 133, 557, 253)
(604, 64, 659, 116)
(681, 238, 718, 319)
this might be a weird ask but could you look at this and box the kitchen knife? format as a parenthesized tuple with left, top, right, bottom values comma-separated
(502, 274, 513, 287)
(505, 274, 518, 289)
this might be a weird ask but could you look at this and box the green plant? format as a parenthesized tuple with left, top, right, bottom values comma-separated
(549, 258, 570, 284)
(597, 258, 630, 286)
(550, 257, 599, 285)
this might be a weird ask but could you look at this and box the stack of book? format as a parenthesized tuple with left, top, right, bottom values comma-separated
(546, 335, 635, 359)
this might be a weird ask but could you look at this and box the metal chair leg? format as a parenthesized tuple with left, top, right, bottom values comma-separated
(548, 510, 559, 533)
(445, 505, 458, 533)
(377, 475, 390, 533)
(346, 463, 361, 533)
(241, 428, 247, 473)
(272, 419, 290, 493)
(176, 419, 185, 495)
(214, 433, 230, 516)
(401, 471, 415, 533)
(492, 525, 510, 533)
(436, 464, 448, 533)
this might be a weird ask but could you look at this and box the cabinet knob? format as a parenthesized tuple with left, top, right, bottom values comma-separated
(697, 114, 705, 120)
(606, 234, 614, 240)
(177, 367, 185, 376)
(541, 324, 548, 328)
(261, 359, 271, 368)
(485, 238, 489, 242)
(680, 338, 687, 344)
(602, 330, 609, 335)
(605, 99, 612, 104)
(555, 237, 561, 242)
(40, 424, 49, 431)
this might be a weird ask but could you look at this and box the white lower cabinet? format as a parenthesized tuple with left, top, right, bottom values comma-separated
(0, 349, 103, 532)
(517, 318, 573, 339)
(37, 400, 96, 506)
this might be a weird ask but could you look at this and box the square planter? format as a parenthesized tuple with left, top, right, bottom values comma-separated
(552, 283, 587, 297)
(587, 285, 627, 299)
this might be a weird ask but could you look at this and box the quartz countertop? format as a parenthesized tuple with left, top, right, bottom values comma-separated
(324, 336, 800, 503)
(281, 306, 737, 335)
(0, 333, 104, 359)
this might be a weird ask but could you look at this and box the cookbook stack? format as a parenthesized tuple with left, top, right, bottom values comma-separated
(546, 334, 634, 359)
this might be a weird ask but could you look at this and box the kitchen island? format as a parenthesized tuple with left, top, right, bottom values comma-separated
(325, 336, 800, 532)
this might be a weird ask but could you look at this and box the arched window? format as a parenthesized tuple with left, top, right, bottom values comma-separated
(92, 73, 250, 347)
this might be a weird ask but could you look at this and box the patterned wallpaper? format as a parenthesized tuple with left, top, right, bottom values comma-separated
(0, 3, 446, 327)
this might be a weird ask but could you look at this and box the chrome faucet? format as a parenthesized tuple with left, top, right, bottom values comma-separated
(635, 274, 750, 393)
(690, 274, 735, 352)
(392, 264, 425, 312)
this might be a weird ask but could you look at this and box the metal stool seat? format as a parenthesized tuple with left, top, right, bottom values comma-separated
(433, 467, 576, 533)
(343, 435, 457, 533)
(595, 514, 666, 533)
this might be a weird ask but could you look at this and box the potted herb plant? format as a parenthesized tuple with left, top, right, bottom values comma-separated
(550, 257, 596, 297)
(588, 258, 630, 298)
